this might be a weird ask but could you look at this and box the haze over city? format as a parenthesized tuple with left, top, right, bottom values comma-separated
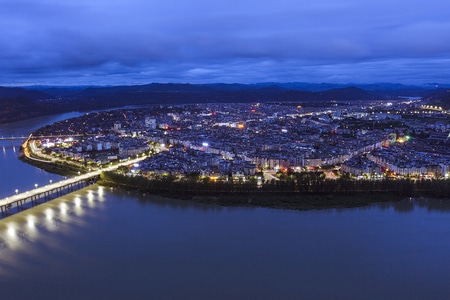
(1, 0, 450, 86)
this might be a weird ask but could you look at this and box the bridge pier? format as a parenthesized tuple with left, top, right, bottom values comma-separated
(1, 205, 7, 216)
(16, 199, 26, 212)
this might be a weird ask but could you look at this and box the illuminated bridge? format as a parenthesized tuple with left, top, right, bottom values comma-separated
(0, 156, 146, 219)
(0, 136, 29, 141)
(0, 134, 92, 141)
(0, 173, 100, 218)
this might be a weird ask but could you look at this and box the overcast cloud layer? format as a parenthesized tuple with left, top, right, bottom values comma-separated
(1, 0, 450, 85)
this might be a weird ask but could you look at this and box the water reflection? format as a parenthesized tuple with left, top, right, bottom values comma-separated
(117, 188, 248, 212)
(0, 145, 63, 199)
(128, 188, 449, 214)
(0, 185, 449, 298)
(372, 197, 450, 213)
(0, 186, 106, 276)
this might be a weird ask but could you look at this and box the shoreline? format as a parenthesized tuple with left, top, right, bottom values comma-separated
(19, 154, 83, 176)
(18, 148, 449, 211)
(97, 178, 404, 211)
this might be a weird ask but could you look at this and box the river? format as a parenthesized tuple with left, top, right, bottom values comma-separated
(0, 113, 450, 299)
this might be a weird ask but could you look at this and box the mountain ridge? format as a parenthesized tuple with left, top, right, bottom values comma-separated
(0, 82, 444, 124)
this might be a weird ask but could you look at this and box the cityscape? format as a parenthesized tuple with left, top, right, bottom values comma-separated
(2, 0, 450, 298)
(28, 99, 450, 183)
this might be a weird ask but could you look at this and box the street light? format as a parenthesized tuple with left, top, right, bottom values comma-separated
(15, 189, 18, 195)
(34, 183, 38, 189)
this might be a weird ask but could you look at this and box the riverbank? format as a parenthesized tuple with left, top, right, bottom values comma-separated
(17, 145, 448, 211)
(188, 192, 402, 210)
(98, 176, 404, 210)
(19, 153, 84, 176)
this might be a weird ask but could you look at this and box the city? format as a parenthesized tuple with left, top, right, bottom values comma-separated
(27, 99, 449, 183)
(3, 0, 450, 298)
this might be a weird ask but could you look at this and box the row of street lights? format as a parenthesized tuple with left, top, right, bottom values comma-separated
(10, 169, 88, 201)
(14, 179, 55, 196)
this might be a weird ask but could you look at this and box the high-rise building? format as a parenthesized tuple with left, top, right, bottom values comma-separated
(145, 117, 156, 129)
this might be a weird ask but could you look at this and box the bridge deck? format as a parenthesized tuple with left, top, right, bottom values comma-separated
(0, 156, 146, 218)
(0, 172, 101, 207)
(0, 134, 95, 141)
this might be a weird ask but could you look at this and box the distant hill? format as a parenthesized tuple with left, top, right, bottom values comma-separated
(0, 86, 51, 100)
(26, 86, 88, 97)
(0, 82, 428, 124)
(423, 89, 450, 109)
(71, 84, 382, 107)
(250, 82, 438, 95)
(0, 87, 57, 123)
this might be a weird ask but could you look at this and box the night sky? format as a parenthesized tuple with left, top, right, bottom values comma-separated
(1, 0, 450, 86)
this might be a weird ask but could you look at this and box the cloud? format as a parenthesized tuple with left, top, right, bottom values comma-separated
(1, 0, 450, 85)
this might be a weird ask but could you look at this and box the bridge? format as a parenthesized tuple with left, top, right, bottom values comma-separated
(0, 156, 147, 219)
(0, 136, 29, 141)
(0, 134, 92, 141)
(0, 176, 99, 217)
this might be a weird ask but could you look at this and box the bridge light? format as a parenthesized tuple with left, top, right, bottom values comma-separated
(34, 184, 38, 189)
(15, 189, 18, 195)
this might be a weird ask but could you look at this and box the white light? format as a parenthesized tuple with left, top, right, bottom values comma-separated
(45, 209, 53, 220)
(202, 142, 209, 147)
(27, 216, 35, 228)
(7, 227, 15, 237)
(60, 203, 68, 214)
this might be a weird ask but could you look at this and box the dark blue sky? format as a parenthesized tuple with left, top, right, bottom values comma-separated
(1, 0, 450, 86)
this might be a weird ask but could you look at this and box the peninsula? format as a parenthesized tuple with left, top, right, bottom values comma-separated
(17, 96, 450, 209)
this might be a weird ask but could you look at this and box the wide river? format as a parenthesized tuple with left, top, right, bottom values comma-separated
(0, 113, 450, 299)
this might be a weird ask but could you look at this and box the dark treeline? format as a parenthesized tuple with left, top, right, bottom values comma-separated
(99, 171, 450, 200)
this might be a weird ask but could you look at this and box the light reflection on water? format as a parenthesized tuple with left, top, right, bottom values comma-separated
(0, 186, 106, 277)
(0, 186, 449, 299)
(0, 144, 64, 199)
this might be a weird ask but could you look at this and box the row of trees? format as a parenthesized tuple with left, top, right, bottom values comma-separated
(100, 171, 450, 199)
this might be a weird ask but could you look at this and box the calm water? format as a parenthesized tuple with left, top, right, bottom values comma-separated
(1, 115, 450, 299)
(0, 112, 83, 199)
